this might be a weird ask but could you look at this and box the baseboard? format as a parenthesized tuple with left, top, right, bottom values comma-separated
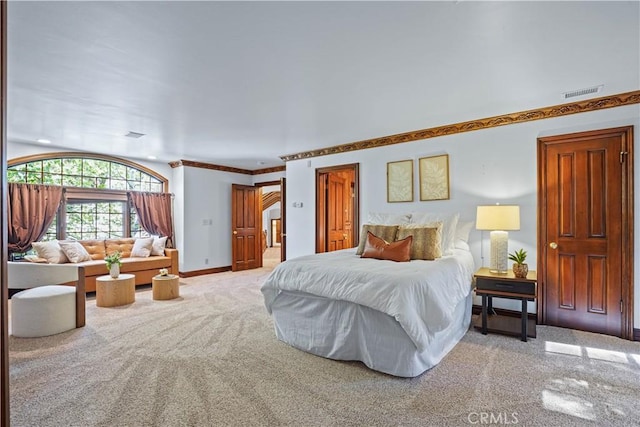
(471, 304, 537, 321)
(473, 305, 640, 341)
(179, 266, 232, 278)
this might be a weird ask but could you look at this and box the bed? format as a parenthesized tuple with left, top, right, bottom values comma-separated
(261, 243, 475, 377)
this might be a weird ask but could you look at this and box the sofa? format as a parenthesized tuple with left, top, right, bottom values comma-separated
(10, 237, 179, 293)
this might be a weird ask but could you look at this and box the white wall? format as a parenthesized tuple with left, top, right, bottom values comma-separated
(284, 105, 640, 327)
(176, 166, 253, 272)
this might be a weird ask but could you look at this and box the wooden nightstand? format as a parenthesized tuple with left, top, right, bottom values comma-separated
(473, 267, 537, 342)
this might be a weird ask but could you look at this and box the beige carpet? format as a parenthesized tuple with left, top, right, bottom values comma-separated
(8, 264, 640, 427)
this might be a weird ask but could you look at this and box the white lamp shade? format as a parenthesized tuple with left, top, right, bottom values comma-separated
(475, 205, 520, 231)
(476, 205, 520, 273)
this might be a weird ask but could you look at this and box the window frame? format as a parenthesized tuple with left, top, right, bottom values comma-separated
(8, 152, 168, 241)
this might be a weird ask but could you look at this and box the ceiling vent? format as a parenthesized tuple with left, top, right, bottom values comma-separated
(562, 85, 603, 100)
(125, 131, 145, 139)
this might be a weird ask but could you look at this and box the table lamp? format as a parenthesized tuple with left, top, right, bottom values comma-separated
(476, 204, 520, 273)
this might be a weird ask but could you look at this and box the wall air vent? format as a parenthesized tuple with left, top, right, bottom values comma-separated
(125, 131, 145, 138)
(562, 85, 603, 99)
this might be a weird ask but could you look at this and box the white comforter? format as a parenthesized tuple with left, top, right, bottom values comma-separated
(261, 248, 475, 352)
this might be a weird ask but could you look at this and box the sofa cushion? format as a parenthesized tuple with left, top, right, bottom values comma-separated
(77, 256, 172, 276)
(120, 256, 171, 272)
(105, 238, 135, 258)
(79, 239, 106, 260)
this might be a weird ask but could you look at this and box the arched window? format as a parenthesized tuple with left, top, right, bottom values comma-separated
(8, 152, 168, 242)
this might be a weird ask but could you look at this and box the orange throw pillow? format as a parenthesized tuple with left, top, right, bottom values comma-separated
(361, 231, 412, 262)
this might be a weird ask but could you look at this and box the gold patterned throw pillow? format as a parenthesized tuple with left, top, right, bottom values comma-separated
(396, 222, 443, 260)
(356, 224, 399, 255)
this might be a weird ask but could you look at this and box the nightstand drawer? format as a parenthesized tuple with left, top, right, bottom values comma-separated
(476, 277, 535, 295)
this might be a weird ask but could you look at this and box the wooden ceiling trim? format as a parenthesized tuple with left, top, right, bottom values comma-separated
(169, 159, 285, 175)
(280, 90, 640, 162)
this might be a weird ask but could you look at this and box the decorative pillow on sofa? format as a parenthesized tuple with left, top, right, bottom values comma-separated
(356, 224, 399, 255)
(150, 236, 168, 256)
(31, 240, 69, 264)
(130, 237, 154, 258)
(59, 240, 92, 263)
(361, 231, 412, 263)
(397, 223, 443, 260)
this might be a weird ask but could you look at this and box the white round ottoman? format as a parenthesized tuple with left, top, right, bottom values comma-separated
(11, 285, 77, 338)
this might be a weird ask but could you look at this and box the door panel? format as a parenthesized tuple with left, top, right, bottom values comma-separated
(231, 184, 262, 271)
(539, 127, 633, 338)
(315, 165, 359, 254)
(327, 174, 346, 251)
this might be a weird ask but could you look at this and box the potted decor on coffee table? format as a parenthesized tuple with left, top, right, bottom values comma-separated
(105, 251, 122, 279)
(508, 248, 528, 278)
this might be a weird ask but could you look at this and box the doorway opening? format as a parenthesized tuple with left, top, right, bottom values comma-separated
(315, 164, 360, 253)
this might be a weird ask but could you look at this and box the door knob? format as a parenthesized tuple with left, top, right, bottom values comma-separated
(549, 242, 558, 249)
(343, 233, 348, 240)
(233, 230, 238, 235)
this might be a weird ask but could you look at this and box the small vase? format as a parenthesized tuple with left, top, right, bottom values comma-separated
(513, 263, 528, 278)
(110, 264, 120, 279)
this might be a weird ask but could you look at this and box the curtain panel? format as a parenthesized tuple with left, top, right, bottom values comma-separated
(128, 191, 175, 247)
(8, 183, 63, 253)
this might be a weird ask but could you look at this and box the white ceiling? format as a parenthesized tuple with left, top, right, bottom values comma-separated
(7, 1, 639, 170)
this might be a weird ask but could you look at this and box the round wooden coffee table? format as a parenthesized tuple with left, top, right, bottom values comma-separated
(96, 274, 135, 307)
(152, 274, 180, 300)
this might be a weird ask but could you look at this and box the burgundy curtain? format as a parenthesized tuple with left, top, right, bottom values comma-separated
(128, 191, 175, 247)
(8, 183, 63, 253)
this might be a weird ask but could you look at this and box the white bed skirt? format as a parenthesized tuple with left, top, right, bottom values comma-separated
(270, 291, 472, 378)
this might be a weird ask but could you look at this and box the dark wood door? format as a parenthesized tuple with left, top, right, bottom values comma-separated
(280, 177, 286, 262)
(327, 174, 347, 251)
(538, 127, 633, 338)
(231, 184, 262, 271)
(315, 164, 359, 254)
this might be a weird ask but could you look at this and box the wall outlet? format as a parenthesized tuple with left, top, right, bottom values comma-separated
(205, 258, 209, 265)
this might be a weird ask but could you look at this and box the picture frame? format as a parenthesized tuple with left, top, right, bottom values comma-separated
(387, 160, 414, 203)
(419, 154, 450, 201)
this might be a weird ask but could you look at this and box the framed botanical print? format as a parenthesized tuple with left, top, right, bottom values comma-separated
(387, 160, 414, 202)
(419, 154, 450, 201)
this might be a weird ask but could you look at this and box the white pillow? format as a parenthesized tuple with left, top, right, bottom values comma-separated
(455, 240, 470, 251)
(409, 212, 459, 255)
(130, 237, 154, 258)
(365, 212, 411, 225)
(31, 240, 69, 264)
(150, 236, 168, 256)
(58, 241, 91, 263)
(456, 220, 474, 243)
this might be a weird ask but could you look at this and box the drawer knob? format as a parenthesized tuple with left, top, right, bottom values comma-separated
(549, 242, 558, 249)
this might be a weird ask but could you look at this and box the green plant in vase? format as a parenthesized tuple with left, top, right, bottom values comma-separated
(508, 248, 528, 278)
(105, 251, 122, 278)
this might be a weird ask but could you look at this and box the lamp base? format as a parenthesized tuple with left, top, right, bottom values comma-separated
(489, 230, 509, 274)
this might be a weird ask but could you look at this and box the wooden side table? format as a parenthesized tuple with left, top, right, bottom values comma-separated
(152, 274, 179, 300)
(96, 274, 135, 307)
(473, 267, 537, 342)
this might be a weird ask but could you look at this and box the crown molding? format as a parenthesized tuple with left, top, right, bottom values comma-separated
(280, 90, 640, 162)
(169, 160, 285, 175)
